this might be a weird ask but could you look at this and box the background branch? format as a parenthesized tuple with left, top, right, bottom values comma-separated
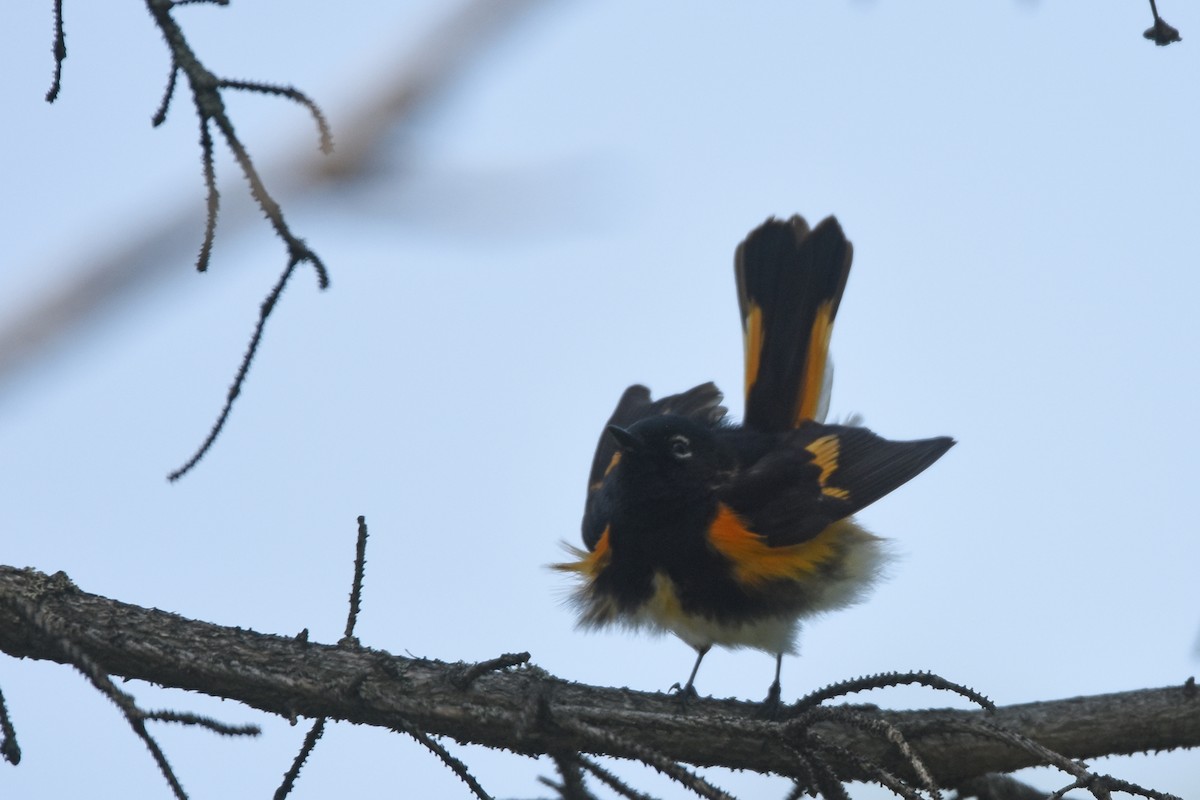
(0, 0, 547, 402)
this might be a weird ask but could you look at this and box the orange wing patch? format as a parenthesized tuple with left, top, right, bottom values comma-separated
(708, 503, 845, 585)
(604, 452, 621, 477)
(795, 300, 834, 425)
(590, 452, 622, 491)
(743, 303, 764, 400)
(804, 434, 850, 500)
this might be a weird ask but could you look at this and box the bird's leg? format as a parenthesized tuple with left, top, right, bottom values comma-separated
(761, 652, 784, 712)
(671, 644, 710, 700)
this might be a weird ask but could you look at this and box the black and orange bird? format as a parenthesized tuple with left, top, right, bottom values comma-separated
(555, 215, 954, 704)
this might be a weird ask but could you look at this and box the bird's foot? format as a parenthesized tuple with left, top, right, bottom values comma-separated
(756, 679, 784, 719)
(669, 681, 700, 708)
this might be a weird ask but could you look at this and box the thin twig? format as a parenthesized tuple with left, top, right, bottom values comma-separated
(400, 724, 495, 800)
(45, 0, 67, 102)
(945, 719, 1181, 800)
(452, 651, 531, 690)
(204, 111, 330, 285)
(140, 0, 332, 480)
(277, 515, 374, 796)
(343, 515, 369, 640)
(779, 748, 819, 800)
(790, 706, 939, 799)
(196, 119, 220, 272)
(151, 60, 179, 127)
(167, 255, 303, 481)
(551, 752, 596, 800)
(144, 710, 259, 737)
(217, 79, 333, 154)
(577, 755, 660, 800)
(559, 718, 735, 800)
(793, 671, 994, 713)
(130, 717, 189, 800)
(803, 733, 921, 800)
(273, 718, 325, 800)
(797, 741, 853, 800)
(952, 773, 1048, 800)
(0, 684, 20, 765)
(0, 593, 189, 798)
(1144, 0, 1181, 45)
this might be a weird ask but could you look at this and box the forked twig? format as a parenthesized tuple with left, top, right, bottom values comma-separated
(135, 0, 334, 480)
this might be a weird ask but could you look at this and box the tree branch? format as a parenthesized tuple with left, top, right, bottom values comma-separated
(0, 565, 1195, 792)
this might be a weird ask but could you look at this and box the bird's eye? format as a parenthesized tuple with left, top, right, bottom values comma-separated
(668, 434, 692, 460)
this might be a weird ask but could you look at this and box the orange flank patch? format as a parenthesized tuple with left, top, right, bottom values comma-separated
(803, 434, 850, 500)
(743, 304, 764, 399)
(795, 300, 834, 424)
(707, 503, 843, 585)
(554, 526, 612, 577)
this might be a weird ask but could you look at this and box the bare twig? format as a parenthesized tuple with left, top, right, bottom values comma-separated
(143, 709, 259, 737)
(802, 732, 920, 800)
(166, 255, 310, 481)
(941, 719, 1181, 800)
(275, 515, 375, 797)
(789, 705, 939, 799)
(273, 717, 325, 800)
(797, 742, 853, 800)
(550, 751, 597, 800)
(452, 651, 532, 690)
(195, 118, 220, 273)
(559, 718, 735, 800)
(143, 0, 332, 276)
(151, 59, 179, 126)
(4, 0, 548, 424)
(0, 585, 252, 799)
(952, 772, 1048, 800)
(577, 755, 659, 800)
(0, 683, 20, 765)
(343, 515, 370, 641)
(135, 0, 335, 480)
(794, 671, 994, 714)
(217, 79, 333, 155)
(1145, 0, 1181, 45)
(45, 0, 66, 102)
(400, 723, 495, 800)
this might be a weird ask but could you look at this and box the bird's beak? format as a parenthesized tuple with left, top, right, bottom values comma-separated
(606, 425, 644, 453)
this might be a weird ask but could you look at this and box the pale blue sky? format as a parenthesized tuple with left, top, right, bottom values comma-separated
(2, 2, 1198, 797)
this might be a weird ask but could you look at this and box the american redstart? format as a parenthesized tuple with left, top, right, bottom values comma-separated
(555, 215, 953, 704)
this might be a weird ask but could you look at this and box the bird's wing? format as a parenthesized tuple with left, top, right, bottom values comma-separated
(720, 422, 955, 547)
